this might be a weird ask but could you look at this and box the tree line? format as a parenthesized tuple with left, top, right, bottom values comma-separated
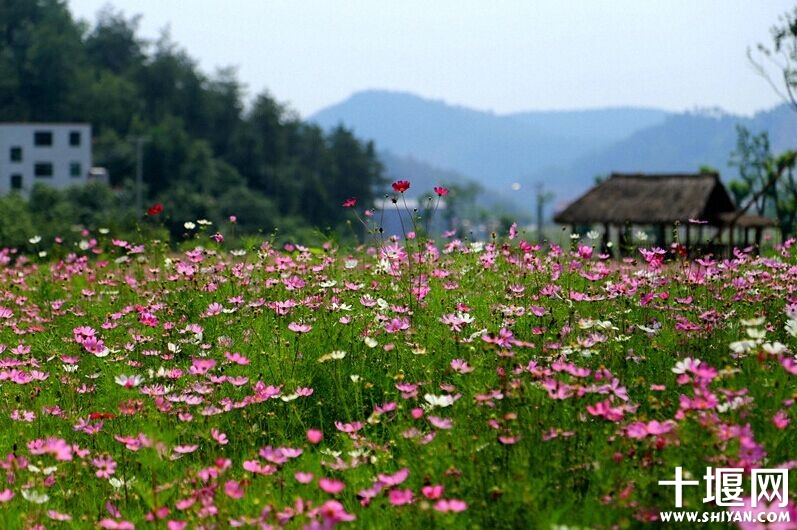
(0, 0, 384, 243)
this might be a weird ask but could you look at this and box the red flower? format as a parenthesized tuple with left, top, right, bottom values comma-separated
(89, 412, 115, 420)
(392, 180, 411, 193)
(342, 197, 357, 208)
(147, 203, 163, 216)
(434, 186, 449, 196)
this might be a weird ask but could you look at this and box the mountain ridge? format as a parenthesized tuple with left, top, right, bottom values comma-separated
(311, 90, 796, 210)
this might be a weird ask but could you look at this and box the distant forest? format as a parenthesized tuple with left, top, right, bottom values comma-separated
(0, 0, 384, 244)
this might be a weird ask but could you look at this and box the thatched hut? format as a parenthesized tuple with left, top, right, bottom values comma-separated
(553, 172, 776, 254)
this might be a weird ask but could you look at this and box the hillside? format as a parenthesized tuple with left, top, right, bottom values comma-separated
(311, 90, 639, 191)
(312, 90, 797, 208)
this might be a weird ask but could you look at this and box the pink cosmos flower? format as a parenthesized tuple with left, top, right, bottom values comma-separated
(450, 359, 474, 374)
(204, 302, 224, 317)
(288, 322, 312, 333)
(773, 410, 791, 430)
(378, 468, 409, 486)
(428, 416, 454, 429)
(114, 374, 143, 388)
(294, 471, 314, 484)
(211, 429, 228, 445)
(92, 454, 117, 479)
(434, 499, 468, 513)
(422, 485, 444, 499)
(388, 489, 414, 506)
(334, 421, 364, 433)
(224, 480, 245, 499)
(47, 510, 72, 521)
(318, 477, 345, 494)
(306, 429, 323, 444)
(384, 317, 410, 333)
(224, 351, 249, 365)
(318, 500, 356, 523)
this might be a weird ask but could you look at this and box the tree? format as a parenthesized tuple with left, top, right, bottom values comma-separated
(84, 7, 146, 75)
(0, 0, 88, 121)
(728, 125, 772, 215)
(750, 6, 797, 111)
(728, 126, 797, 238)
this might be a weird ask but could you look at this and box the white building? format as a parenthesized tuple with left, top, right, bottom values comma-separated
(0, 123, 92, 194)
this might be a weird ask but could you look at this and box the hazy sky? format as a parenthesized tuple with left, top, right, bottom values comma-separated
(67, 0, 796, 118)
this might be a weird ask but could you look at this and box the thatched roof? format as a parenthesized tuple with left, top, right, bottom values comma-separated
(554, 172, 736, 225)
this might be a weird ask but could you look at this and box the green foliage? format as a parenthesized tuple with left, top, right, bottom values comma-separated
(0, 193, 35, 249)
(728, 125, 797, 237)
(0, 1, 384, 243)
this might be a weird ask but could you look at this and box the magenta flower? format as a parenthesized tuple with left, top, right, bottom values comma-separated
(434, 499, 468, 513)
(319, 477, 345, 494)
(422, 485, 444, 499)
(294, 471, 314, 484)
(92, 454, 117, 479)
(223, 480, 245, 499)
(378, 468, 409, 486)
(318, 500, 356, 523)
(384, 317, 410, 333)
(306, 428, 323, 444)
(388, 488, 414, 506)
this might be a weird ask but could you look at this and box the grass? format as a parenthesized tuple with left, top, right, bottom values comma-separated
(0, 224, 795, 529)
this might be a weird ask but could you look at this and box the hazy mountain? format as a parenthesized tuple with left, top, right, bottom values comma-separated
(508, 107, 670, 144)
(312, 90, 667, 191)
(548, 104, 797, 201)
(311, 90, 797, 213)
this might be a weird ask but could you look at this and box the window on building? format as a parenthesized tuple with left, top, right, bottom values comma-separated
(34, 162, 53, 177)
(10, 174, 22, 191)
(9, 146, 22, 162)
(70, 162, 81, 177)
(34, 131, 53, 146)
(69, 131, 81, 146)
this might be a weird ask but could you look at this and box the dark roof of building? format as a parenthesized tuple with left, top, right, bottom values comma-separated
(553, 172, 737, 225)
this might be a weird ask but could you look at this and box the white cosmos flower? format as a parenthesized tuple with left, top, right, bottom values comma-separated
(21, 489, 49, 504)
(115, 374, 143, 388)
(746, 328, 766, 340)
(762, 342, 788, 355)
(672, 358, 701, 374)
(424, 393, 456, 408)
(184, 221, 196, 230)
(109, 476, 136, 489)
(729, 340, 759, 354)
(28, 235, 42, 245)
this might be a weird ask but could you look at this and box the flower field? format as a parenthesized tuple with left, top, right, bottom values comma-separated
(1, 223, 796, 529)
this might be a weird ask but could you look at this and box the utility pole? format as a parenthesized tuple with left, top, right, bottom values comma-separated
(132, 136, 150, 218)
(536, 183, 554, 244)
